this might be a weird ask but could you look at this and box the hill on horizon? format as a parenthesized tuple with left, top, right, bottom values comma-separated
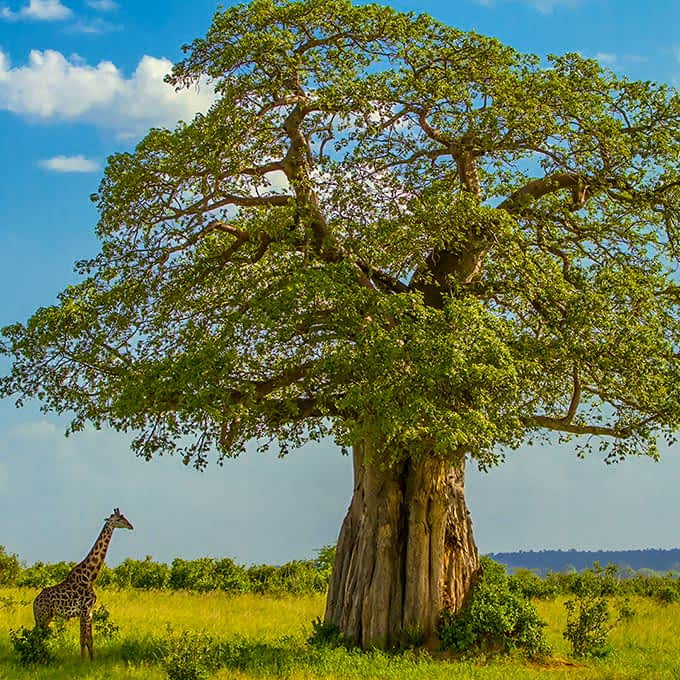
(488, 548, 680, 575)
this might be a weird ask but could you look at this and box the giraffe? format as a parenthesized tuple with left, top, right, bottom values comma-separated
(33, 508, 133, 660)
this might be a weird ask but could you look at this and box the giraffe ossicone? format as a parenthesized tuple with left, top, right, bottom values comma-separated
(32, 507, 133, 661)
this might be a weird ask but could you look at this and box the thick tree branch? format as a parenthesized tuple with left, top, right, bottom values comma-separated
(564, 364, 581, 424)
(416, 108, 452, 146)
(240, 160, 287, 177)
(211, 193, 292, 208)
(528, 406, 663, 439)
(226, 363, 314, 404)
(282, 103, 334, 255)
(280, 103, 408, 294)
(498, 172, 586, 213)
(528, 415, 627, 438)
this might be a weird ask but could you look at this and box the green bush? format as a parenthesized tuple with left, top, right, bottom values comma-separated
(16, 561, 75, 588)
(169, 557, 250, 593)
(113, 556, 170, 590)
(163, 630, 219, 680)
(247, 564, 279, 593)
(9, 626, 54, 665)
(437, 557, 551, 659)
(656, 585, 679, 604)
(92, 604, 120, 639)
(272, 560, 328, 594)
(0, 546, 21, 586)
(213, 557, 251, 592)
(96, 564, 115, 587)
(509, 568, 559, 600)
(307, 617, 352, 649)
(563, 594, 635, 658)
(567, 563, 621, 597)
(563, 595, 611, 658)
(247, 560, 328, 595)
(169, 558, 212, 592)
(315, 545, 336, 578)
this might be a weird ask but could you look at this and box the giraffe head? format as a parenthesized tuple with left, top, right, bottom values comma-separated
(105, 508, 134, 531)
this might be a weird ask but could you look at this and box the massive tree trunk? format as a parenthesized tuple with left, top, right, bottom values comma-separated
(324, 440, 480, 649)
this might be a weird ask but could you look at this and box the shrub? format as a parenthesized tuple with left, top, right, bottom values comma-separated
(273, 560, 327, 594)
(247, 560, 327, 595)
(113, 556, 170, 590)
(248, 564, 279, 594)
(168, 557, 250, 593)
(0, 545, 21, 586)
(437, 557, 551, 659)
(213, 557, 251, 593)
(93, 604, 120, 639)
(163, 630, 219, 680)
(96, 564, 115, 587)
(9, 626, 54, 665)
(509, 568, 559, 600)
(170, 558, 217, 592)
(307, 617, 352, 649)
(563, 594, 635, 658)
(563, 595, 610, 658)
(315, 545, 336, 578)
(656, 585, 679, 604)
(16, 561, 75, 588)
(563, 562, 621, 598)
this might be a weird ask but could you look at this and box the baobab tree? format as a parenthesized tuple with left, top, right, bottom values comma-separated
(2, 0, 680, 649)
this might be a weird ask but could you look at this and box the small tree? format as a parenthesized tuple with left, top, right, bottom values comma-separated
(2, 0, 680, 649)
(563, 591, 635, 658)
(0, 546, 21, 586)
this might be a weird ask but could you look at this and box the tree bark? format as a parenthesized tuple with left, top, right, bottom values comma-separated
(324, 439, 480, 649)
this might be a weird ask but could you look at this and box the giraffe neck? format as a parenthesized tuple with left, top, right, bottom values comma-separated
(74, 525, 113, 583)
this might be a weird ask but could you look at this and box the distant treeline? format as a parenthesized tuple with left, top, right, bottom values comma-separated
(2, 545, 679, 599)
(0, 545, 334, 595)
(489, 549, 680, 576)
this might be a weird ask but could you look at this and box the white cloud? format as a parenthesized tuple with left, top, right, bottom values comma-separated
(0, 49, 216, 138)
(38, 155, 99, 172)
(85, 0, 118, 9)
(475, 0, 582, 12)
(68, 17, 119, 33)
(594, 52, 617, 65)
(1, 0, 71, 21)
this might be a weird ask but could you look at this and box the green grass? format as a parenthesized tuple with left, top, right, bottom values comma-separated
(0, 588, 679, 679)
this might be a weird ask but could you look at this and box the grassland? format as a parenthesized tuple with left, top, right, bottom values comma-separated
(0, 587, 679, 679)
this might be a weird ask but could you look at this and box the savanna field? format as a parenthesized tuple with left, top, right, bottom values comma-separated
(1, 555, 680, 680)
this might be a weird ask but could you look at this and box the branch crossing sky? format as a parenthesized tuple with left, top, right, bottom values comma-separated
(0, 0, 679, 566)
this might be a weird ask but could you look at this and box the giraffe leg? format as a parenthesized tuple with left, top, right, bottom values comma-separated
(80, 609, 94, 661)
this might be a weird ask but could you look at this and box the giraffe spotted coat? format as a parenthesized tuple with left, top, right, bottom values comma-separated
(33, 508, 133, 660)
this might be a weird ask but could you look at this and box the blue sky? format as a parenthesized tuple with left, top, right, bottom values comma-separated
(0, 0, 679, 567)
